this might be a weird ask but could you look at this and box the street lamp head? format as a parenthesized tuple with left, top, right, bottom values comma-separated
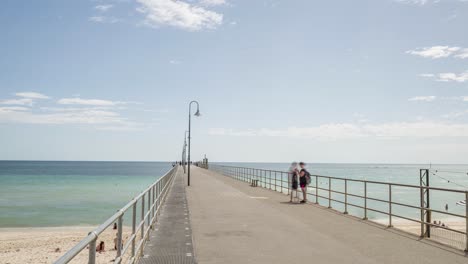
(194, 109, 201, 117)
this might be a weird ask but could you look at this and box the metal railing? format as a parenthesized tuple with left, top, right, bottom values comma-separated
(209, 164, 468, 252)
(54, 166, 178, 264)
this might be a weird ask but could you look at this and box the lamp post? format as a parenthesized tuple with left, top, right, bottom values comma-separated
(188, 101, 200, 186)
(183, 130, 188, 174)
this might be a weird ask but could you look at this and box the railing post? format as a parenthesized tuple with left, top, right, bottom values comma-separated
(328, 178, 332, 208)
(131, 203, 136, 258)
(344, 179, 348, 214)
(141, 194, 145, 251)
(315, 176, 318, 204)
(287, 172, 289, 195)
(388, 184, 393, 227)
(275, 171, 277, 192)
(88, 233, 96, 264)
(269, 171, 272, 189)
(363, 182, 368, 220)
(147, 188, 151, 230)
(152, 185, 156, 223)
(465, 192, 468, 252)
(420, 185, 424, 237)
(117, 215, 123, 258)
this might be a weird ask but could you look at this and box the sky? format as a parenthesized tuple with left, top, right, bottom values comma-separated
(0, 0, 468, 163)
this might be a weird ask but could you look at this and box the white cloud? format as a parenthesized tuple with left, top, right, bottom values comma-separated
(95, 5, 113, 12)
(209, 121, 468, 140)
(437, 71, 468, 82)
(57, 98, 127, 106)
(0, 93, 144, 131)
(408, 96, 436, 102)
(0, 107, 141, 130)
(396, 0, 430, 5)
(15, 92, 49, 99)
(407, 46, 460, 59)
(169, 59, 181, 64)
(418, 71, 468, 82)
(0, 98, 34, 106)
(136, 0, 223, 31)
(407, 46, 468, 59)
(419, 73, 435, 78)
(455, 48, 468, 59)
(396, 0, 468, 5)
(0, 106, 29, 112)
(463, 96, 468, 102)
(89, 16, 120, 23)
(199, 0, 227, 6)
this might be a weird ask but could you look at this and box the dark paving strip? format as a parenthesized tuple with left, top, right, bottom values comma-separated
(138, 169, 197, 264)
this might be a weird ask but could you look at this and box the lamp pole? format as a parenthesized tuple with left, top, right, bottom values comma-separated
(188, 101, 200, 186)
(183, 130, 188, 174)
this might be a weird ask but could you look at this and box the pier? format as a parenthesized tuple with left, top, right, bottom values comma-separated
(55, 164, 468, 264)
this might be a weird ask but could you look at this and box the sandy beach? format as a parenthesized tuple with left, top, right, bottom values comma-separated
(374, 218, 466, 250)
(0, 226, 136, 264)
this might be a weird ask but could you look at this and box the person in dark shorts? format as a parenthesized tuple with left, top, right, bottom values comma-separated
(289, 162, 299, 202)
(299, 162, 310, 203)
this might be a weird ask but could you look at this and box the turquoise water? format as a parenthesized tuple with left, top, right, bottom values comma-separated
(0, 161, 172, 227)
(215, 163, 468, 222)
(1, 161, 467, 228)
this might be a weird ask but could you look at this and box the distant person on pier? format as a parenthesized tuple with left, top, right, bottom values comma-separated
(299, 162, 310, 204)
(289, 162, 299, 202)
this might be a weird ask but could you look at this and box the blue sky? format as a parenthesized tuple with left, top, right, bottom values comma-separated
(1, 0, 468, 163)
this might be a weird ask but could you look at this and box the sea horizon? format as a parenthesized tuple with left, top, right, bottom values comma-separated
(1, 160, 467, 228)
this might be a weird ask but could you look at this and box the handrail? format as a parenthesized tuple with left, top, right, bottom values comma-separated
(209, 164, 468, 252)
(54, 166, 178, 264)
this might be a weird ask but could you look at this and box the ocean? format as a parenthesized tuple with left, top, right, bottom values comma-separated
(0, 161, 172, 228)
(1, 161, 467, 228)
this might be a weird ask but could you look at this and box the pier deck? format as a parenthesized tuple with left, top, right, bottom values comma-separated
(138, 169, 196, 264)
(186, 166, 467, 264)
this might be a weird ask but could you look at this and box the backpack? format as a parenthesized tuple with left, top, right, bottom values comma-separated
(304, 170, 311, 185)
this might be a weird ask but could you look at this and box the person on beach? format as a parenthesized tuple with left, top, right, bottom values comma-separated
(299, 162, 310, 204)
(113, 223, 117, 230)
(96, 241, 105, 253)
(289, 162, 299, 202)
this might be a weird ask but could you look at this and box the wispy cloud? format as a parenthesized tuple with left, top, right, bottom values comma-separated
(95, 5, 114, 12)
(0, 98, 34, 106)
(455, 48, 468, 59)
(438, 71, 468, 82)
(89, 16, 120, 24)
(0, 92, 50, 106)
(199, 0, 227, 6)
(406, 46, 461, 59)
(15, 92, 49, 99)
(57, 98, 129, 106)
(209, 122, 468, 140)
(396, 0, 468, 5)
(407, 46, 468, 59)
(0, 93, 147, 131)
(395, 0, 431, 5)
(136, 0, 223, 31)
(418, 71, 468, 82)
(408, 96, 436, 102)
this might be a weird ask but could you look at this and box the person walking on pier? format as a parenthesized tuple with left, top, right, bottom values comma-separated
(299, 162, 310, 204)
(289, 162, 299, 202)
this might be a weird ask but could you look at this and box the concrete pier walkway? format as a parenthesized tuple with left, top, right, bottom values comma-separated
(139, 169, 196, 264)
(186, 167, 467, 264)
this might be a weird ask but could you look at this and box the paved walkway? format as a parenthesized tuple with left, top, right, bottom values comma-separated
(139, 168, 197, 264)
(186, 167, 467, 264)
